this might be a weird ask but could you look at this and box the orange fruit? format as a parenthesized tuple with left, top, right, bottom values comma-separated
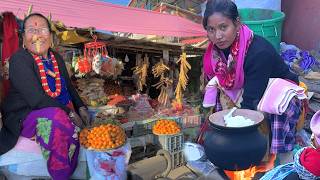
(152, 119, 181, 135)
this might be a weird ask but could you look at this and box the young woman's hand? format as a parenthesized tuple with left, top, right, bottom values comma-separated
(206, 76, 220, 88)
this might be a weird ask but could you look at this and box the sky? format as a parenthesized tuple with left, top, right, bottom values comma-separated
(102, 0, 130, 6)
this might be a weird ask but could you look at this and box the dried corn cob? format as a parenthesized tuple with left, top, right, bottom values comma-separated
(152, 59, 172, 106)
(152, 59, 170, 77)
(175, 52, 191, 104)
(133, 54, 149, 91)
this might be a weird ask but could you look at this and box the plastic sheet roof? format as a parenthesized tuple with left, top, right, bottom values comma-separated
(0, 0, 206, 37)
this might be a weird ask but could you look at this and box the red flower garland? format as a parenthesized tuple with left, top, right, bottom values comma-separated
(33, 52, 61, 98)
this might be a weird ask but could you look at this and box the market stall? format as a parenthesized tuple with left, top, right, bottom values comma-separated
(49, 27, 206, 179)
(60, 28, 205, 153)
(1, 1, 319, 179)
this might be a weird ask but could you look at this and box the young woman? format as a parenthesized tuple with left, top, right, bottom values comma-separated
(202, 0, 302, 163)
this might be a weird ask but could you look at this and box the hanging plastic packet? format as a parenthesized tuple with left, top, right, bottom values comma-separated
(72, 52, 79, 72)
(92, 53, 102, 74)
(78, 56, 91, 74)
(125, 54, 129, 63)
(101, 55, 113, 77)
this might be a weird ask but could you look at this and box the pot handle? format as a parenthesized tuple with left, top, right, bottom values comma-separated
(196, 118, 210, 145)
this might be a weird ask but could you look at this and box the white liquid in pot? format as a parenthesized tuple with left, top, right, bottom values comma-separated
(224, 108, 255, 127)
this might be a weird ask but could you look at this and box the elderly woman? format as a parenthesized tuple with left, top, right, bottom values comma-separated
(0, 13, 90, 179)
(201, 0, 302, 163)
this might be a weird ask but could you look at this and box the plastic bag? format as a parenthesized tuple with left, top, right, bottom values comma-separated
(86, 142, 131, 180)
(92, 54, 102, 74)
(280, 42, 300, 53)
(183, 142, 217, 176)
(93, 153, 125, 179)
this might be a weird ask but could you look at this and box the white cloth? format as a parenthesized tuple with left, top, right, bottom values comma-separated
(0, 137, 87, 178)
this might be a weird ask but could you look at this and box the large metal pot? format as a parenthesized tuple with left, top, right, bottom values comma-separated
(203, 109, 267, 171)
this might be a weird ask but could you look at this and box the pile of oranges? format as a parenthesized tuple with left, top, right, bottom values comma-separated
(152, 119, 181, 135)
(79, 124, 126, 150)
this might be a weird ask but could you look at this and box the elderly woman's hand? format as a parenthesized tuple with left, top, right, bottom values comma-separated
(79, 106, 91, 127)
(69, 111, 85, 129)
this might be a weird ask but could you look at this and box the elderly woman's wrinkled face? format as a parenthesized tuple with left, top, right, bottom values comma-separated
(206, 13, 240, 49)
(23, 16, 51, 58)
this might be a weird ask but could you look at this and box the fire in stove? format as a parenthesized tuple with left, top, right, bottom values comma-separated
(224, 154, 276, 180)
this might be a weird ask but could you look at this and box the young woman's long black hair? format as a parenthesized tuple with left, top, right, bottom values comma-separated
(203, 0, 239, 29)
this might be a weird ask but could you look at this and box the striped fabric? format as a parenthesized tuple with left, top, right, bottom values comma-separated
(270, 98, 302, 153)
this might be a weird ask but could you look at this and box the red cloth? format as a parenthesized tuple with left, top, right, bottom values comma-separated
(1, 12, 19, 98)
(299, 147, 320, 176)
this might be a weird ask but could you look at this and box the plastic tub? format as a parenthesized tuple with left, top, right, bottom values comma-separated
(239, 8, 285, 52)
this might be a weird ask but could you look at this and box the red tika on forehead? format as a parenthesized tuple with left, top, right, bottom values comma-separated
(35, 22, 37, 26)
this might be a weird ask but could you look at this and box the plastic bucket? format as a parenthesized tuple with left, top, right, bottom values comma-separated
(239, 8, 285, 52)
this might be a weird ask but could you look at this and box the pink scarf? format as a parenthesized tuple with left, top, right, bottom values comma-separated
(203, 25, 253, 107)
(203, 25, 253, 90)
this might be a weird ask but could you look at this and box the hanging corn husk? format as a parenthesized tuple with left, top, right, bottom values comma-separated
(175, 51, 191, 104)
(153, 76, 173, 106)
(135, 54, 142, 66)
(133, 54, 149, 91)
(152, 59, 172, 106)
(152, 59, 170, 77)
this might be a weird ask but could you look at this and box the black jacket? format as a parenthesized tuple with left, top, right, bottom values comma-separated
(0, 48, 84, 154)
(240, 35, 298, 110)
